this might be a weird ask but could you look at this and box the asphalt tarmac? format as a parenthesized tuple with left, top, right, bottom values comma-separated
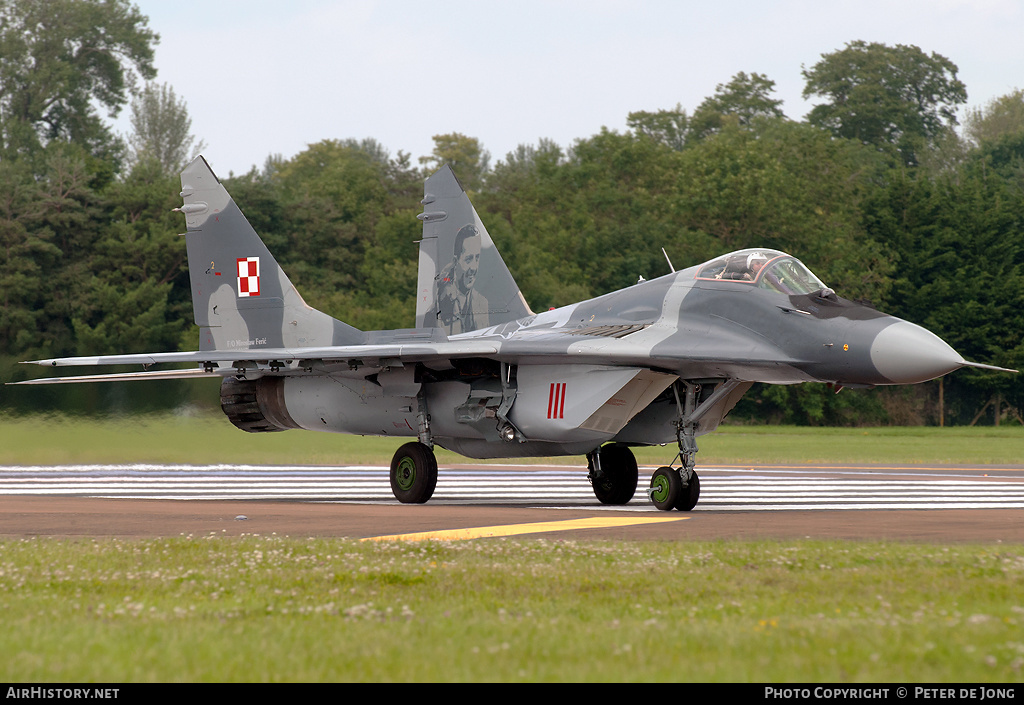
(1, 463, 1023, 542)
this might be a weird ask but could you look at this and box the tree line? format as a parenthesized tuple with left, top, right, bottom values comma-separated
(2, 1, 1023, 426)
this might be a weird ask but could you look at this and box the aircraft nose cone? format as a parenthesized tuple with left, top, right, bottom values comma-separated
(870, 321, 964, 384)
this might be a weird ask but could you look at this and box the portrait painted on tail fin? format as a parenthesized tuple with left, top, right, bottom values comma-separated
(433, 224, 489, 334)
(415, 165, 531, 333)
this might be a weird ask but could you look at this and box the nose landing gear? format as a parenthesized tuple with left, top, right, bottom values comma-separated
(649, 466, 700, 511)
(647, 379, 741, 511)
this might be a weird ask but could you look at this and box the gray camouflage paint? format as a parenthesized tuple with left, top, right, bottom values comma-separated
(415, 165, 531, 332)
(20, 156, 1005, 459)
(179, 157, 362, 352)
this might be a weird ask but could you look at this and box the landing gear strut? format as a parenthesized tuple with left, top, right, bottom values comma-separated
(588, 443, 639, 505)
(390, 390, 438, 504)
(647, 379, 741, 512)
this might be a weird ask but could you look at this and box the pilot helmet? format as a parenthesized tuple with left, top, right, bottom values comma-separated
(746, 252, 769, 269)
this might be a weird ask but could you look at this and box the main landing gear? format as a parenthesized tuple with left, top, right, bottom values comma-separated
(587, 443, 639, 505)
(390, 441, 438, 504)
(390, 391, 439, 504)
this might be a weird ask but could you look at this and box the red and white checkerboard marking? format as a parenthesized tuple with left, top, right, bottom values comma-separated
(237, 257, 260, 297)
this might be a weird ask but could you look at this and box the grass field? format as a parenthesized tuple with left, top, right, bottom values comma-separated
(2, 414, 1022, 682)
(2, 412, 1023, 467)
(1, 535, 1022, 682)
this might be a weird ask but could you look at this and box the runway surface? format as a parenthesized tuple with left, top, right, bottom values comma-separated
(2, 462, 1023, 542)
(3, 463, 1024, 510)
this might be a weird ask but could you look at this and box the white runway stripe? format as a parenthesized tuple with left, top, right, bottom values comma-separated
(2, 465, 1024, 511)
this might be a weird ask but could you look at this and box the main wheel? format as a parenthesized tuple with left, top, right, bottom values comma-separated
(674, 470, 700, 511)
(591, 444, 639, 505)
(390, 442, 438, 504)
(649, 466, 682, 511)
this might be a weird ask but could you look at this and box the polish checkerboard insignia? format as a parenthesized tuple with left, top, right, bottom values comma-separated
(237, 257, 260, 297)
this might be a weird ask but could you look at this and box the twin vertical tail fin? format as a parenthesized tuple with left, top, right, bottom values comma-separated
(178, 156, 363, 352)
(415, 165, 532, 334)
(181, 158, 524, 348)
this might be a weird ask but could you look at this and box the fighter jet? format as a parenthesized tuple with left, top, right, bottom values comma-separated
(15, 156, 1015, 510)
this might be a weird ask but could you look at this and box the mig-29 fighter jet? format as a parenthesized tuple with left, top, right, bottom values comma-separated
(16, 157, 1015, 511)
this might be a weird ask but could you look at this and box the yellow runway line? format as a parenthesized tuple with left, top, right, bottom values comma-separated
(363, 516, 688, 542)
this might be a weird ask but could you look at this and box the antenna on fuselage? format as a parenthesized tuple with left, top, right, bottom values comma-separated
(662, 248, 676, 273)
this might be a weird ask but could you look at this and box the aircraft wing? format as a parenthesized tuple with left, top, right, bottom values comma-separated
(12, 341, 501, 385)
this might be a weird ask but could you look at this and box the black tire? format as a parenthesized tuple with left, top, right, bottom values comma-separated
(649, 466, 681, 511)
(591, 444, 639, 505)
(674, 470, 700, 511)
(389, 442, 438, 504)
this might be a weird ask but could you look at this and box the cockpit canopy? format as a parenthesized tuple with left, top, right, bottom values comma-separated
(695, 249, 829, 296)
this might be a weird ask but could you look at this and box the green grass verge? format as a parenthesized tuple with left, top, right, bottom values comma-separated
(1, 413, 1022, 466)
(3, 417, 1022, 682)
(1, 536, 1022, 682)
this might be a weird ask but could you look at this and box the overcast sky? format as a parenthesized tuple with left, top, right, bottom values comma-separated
(117, 0, 1024, 177)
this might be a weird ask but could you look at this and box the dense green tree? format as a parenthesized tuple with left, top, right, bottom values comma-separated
(963, 89, 1024, 147)
(269, 140, 389, 293)
(256, 139, 424, 330)
(863, 144, 1024, 423)
(126, 82, 206, 173)
(689, 71, 786, 143)
(673, 120, 892, 301)
(0, 0, 157, 164)
(736, 382, 890, 426)
(0, 159, 62, 357)
(483, 130, 721, 309)
(7, 142, 110, 357)
(72, 156, 189, 355)
(803, 41, 967, 166)
(419, 133, 491, 191)
(626, 104, 690, 151)
(488, 139, 565, 194)
(481, 139, 586, 309)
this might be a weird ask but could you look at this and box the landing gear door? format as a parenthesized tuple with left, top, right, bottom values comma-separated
(509, 365, 674, 442)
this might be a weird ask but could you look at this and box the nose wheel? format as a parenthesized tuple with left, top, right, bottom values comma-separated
(649, 466, 700, 511)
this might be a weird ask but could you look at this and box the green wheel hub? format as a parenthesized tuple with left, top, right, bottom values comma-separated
(650, 474, 670, 503)
(389, 442, 438, 504)
(649, 466, 682, 511)
(395, 456, 416, 491)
